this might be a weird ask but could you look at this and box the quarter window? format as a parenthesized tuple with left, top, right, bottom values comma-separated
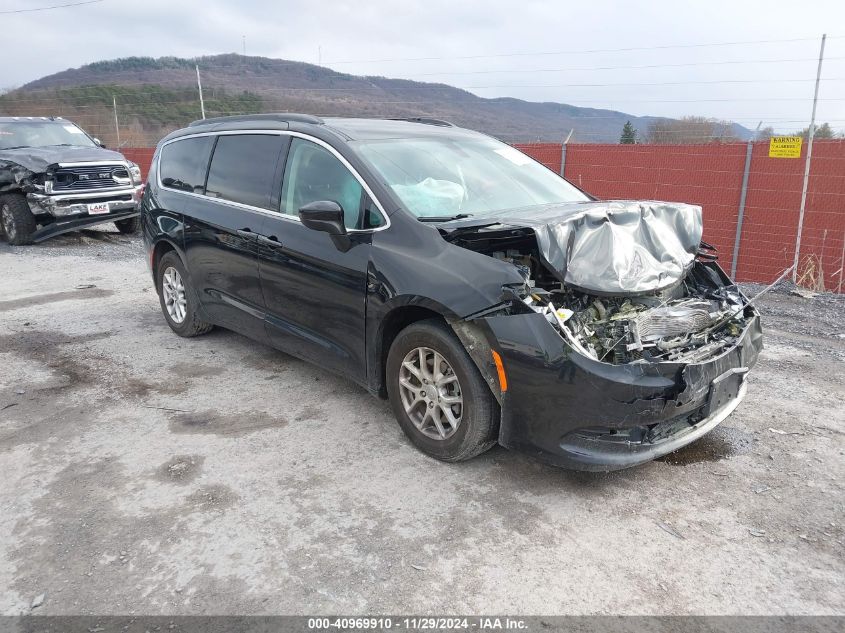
(205, 134, 285, 210)
(281, 138, 380, 230)
(159, 136, 214, 194)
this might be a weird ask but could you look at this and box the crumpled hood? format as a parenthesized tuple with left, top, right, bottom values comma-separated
(442, 200, 703, 295)
(0, 145, 129, 173)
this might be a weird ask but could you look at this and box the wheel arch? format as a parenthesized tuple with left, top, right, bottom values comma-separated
(371, 299, 503, 404)
(373, 303, 449, 398)
(150, 238, 184, 291)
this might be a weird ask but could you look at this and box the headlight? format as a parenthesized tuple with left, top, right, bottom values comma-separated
(127, 161, 143, 185)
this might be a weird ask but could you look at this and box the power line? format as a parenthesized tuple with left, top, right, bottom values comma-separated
(0, 0, 106, 14)
(5, 94, 845, 106)
(324, 36, 845, 65)
(462, 77, 845, 89)
(412, 56, 845, 77)
(6, 71, 844, 101)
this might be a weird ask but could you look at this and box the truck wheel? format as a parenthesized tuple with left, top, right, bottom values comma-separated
(386, 318, 499, 462)
(156, 251, 214, 337)
(115, 216, 140, 234)
(0, 194, 37, 245)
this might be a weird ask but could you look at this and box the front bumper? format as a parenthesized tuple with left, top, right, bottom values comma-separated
(27, 186, 143, 218)
(26, 187, 143, 243)
(479, 310, 763, 471)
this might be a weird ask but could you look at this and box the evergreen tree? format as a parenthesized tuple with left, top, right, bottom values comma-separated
(620, 121, 637, 144)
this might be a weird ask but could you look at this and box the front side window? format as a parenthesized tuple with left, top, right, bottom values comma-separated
(205, 134, 285, 210)
(159, 136, 214, 194)
(353, 135, 589, 218)
(281, 138, 378, 230)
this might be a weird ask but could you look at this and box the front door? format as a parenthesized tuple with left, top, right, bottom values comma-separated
(256, 137, 383, 380)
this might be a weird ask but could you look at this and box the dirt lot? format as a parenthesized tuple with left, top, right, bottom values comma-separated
(0, 229, 843, 616)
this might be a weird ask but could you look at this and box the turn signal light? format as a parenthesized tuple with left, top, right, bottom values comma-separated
(491, 350, 508, 393)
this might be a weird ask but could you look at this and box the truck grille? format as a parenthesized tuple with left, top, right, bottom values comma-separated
(52, 164, 130, 191)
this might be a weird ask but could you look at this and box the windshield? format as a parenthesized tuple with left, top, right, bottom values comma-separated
(353, 135, 589, 218)
(0, 121, 97, 150)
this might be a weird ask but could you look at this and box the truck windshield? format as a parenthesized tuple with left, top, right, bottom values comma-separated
(353, 135, 589, 218)
(0, 121, 97, 150)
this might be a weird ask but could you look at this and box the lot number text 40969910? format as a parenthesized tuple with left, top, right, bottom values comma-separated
(308, 617, 528, 630)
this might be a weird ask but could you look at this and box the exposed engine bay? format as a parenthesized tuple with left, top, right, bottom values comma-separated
(446, 225, 753, 366)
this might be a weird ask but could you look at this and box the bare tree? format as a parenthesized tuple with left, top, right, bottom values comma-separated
(646, 116, 740, 144)
(756, 126, 775, 140)
(794, 122, 835, 140)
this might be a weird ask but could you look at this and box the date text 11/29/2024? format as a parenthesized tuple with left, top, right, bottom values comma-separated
(308, 617, 528, 630)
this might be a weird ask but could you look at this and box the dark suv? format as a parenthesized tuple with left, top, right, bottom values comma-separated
(0, 116, 143, 244)
(142, 114, 761, 471)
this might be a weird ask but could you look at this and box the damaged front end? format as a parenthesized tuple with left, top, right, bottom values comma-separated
(444, 201, 763, 471)
(0, 121, 143, 243)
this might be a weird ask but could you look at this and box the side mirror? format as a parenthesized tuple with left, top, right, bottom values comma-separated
(299, 200, 346, 235)
(93, 138, 106, 148)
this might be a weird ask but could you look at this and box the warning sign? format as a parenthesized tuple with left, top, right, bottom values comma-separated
(769, 136, 802, 158)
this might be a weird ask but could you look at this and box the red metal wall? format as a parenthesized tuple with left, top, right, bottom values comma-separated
(122, 148, 155, 180)
(737, 140, 845, 289)
(120, 141, 845, 292)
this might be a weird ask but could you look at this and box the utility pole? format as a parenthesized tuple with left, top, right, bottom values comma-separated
(560, 129, 574, 177)
(195, 64, 206, 120)
(793, 33, 827, 282)
(112, 95, 120, 147)
(242, 35, 246, 56)
(318, 45, 322, 65)
(731, 121, 761, 278)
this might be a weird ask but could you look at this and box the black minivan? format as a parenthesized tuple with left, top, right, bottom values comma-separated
(142, 114, 761, 471)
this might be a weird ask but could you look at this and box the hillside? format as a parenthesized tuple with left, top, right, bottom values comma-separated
(0, 54, 749, 147)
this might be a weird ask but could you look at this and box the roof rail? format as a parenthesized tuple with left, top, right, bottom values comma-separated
(188, 113, 325, 127)
(389, 117, 454, 127)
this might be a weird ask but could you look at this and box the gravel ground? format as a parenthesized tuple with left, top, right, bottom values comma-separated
(0, 229, 843, 616)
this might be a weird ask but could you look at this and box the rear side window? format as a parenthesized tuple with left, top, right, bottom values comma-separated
(205, 134, 284, 210)
(159, 136, 213, 194)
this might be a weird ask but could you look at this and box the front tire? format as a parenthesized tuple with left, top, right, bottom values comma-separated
(156, 251, 213, 337)
(115, 216, 140, 234)
(386, 319, 499, 462)
(0, 193, 37, 245)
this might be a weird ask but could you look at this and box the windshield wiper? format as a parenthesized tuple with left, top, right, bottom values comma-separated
(417, 213, 473, 222)
(1, 145, 31, 150)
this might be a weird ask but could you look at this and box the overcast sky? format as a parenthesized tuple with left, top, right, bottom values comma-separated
(2, 0, 844, 134)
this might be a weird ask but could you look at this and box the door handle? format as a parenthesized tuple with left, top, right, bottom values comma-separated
(236, 228, 254, 239)
(256, 234, 282, 247)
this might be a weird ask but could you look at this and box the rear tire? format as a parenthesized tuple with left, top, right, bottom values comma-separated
(386, 318, 499, 462)
(156, 251, 213, 337)
(115, 216, 140, 234)
(0, 193, 37, 245)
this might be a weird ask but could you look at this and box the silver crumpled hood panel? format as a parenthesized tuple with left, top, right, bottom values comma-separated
(445, 200, 703, 295)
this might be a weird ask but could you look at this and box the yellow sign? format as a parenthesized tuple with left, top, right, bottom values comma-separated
(769, 136, 802, 158)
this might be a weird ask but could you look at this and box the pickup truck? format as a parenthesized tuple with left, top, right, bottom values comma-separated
(0, 116, 144, 245)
